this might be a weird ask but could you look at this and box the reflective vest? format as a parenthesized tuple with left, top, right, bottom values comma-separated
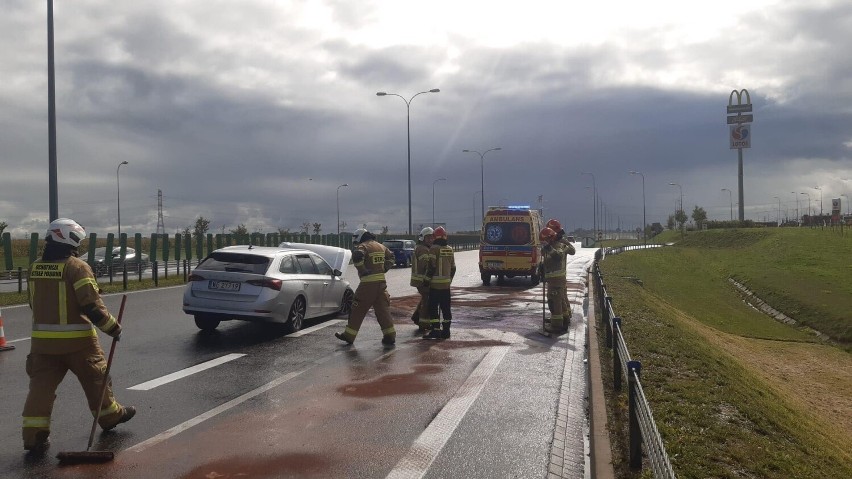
(27, 257, 117, 354)
(426, 244, 455, 290)
(353, 240, 394, 283)
(410, 242, 434, 287)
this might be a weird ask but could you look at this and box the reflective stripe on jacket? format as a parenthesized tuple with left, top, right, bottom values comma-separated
(28, 257, 114, 354)
(353, 240, 393, 283)
(426, 245, 455, 290)
(542, 243, 567, 282)
(410, 242, 433, 287)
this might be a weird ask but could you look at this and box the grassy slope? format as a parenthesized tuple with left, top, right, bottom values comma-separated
(599, 228, 851, 478)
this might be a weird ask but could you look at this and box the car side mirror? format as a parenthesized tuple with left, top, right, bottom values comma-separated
(333, 269, 342, 277)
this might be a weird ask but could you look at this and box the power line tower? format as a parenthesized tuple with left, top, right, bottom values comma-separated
(155, 189, 166, 236)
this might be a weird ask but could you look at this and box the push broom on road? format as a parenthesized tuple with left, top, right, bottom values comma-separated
(56, 294, 127, 465)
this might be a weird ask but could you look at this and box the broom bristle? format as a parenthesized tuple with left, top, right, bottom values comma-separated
(56, 451, 115, 464)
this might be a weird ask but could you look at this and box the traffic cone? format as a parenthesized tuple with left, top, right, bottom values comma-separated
(0, 308, 16, 352)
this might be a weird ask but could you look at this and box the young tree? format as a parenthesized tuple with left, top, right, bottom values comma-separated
(675, 209, 688, 231)
(301, 222, 311, 234)
(692, 206, 708, 229)
(0, 221, 7, 236)
(193, 216, 211, 237)
(181, 226, 192, 237)
(381, 225, 389, 235)
(667, 214, 675, 230)
(277, 227, 290, 235)
(312, 223, 322, 235)
(230, 224, 248, 236)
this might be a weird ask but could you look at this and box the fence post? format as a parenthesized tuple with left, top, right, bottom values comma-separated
(17, 267, 23, 294)
(604, 296, 613, 348)
(628, 360, 643, 470)
(613, 316, 622, 391)
(153, 261, 159, 287)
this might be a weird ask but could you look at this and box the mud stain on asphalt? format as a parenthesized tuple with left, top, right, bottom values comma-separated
(178, 453, 330, 478)
(337, 364, 443, 397)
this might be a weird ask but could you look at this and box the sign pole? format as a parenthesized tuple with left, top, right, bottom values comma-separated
(738, 148, 744, 222)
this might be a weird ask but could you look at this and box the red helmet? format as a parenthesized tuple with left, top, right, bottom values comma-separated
(546, 219, 561, 231)
(433, 226, 448, 240)
(540, 227, 557, 243)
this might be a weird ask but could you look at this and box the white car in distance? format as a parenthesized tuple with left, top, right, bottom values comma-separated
(182, 243, 353, 332)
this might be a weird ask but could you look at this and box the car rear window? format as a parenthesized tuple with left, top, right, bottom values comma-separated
(483, 222, 532, 245)
(197, 252, 271, 274)
(383, 241, 404, 249)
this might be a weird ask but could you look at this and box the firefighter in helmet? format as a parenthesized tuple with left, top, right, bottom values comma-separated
(22, 218, 135, 453)
(546, 218, 575, 329)
(335, 228, 397, 345)
(540, 226, 569, 334)
(410, 227, 435, 332)
(423, 226, 456, 339)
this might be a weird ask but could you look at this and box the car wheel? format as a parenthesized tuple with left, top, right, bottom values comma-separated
(481, 273, 491, 286)
(339, 288, 354, 315)
(194, 315, 220, 331)
(405, 256, 411, 268)
(285, 296, 306, 333)
(530, 272, 540, 286)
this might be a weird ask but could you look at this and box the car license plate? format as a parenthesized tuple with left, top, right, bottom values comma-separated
(209, 280, 241, 291)
(485, 261, 502, 269)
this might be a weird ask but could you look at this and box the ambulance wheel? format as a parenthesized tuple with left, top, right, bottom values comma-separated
(497, 274, 506, 285)
(481, 273, 491, 286)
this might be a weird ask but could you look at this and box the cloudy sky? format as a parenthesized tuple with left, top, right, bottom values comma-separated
(2, 0, 851, 237)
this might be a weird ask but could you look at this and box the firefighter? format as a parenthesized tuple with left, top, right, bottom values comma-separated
(22, 218, 135, 453)
(410, 227, 435, 332)
(423, 226, 456, 339)
(335, 228, 397, 345)
(540, 227, 569, 334)
(546, 218, 575, 329)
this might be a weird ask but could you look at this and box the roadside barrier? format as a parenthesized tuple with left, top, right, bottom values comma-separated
(0, 307, 15, 351)
(593, 252, 675, 478)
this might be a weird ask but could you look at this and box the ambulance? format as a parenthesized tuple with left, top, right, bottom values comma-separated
(478, 206, 543, 285)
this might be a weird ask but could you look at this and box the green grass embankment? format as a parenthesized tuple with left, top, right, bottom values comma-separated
(598, 227, 851, 478)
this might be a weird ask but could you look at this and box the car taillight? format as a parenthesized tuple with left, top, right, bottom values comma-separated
(188, 274, 206, 282)
(247, 278, 282, 291)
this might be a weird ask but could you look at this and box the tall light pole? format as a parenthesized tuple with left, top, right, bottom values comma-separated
(432, 177, 446, 226)
(376, 88, 440, 235)
(336, 183, 348, 243)
(581, 172, 597, 239)
(669, 182, 683, 214)
(47, 0, 59, 221)
(116, 161, 128, 237)
(463, 148, 501, 220)
(773, 196, 781, 226)
(791, 191, 799, 225)
(721, 188, 733, 221)
(473, 190, 482, 232)
(800, 192, 811, 219)
(813, 186, 823, 217)
(629, 171, 646, 245)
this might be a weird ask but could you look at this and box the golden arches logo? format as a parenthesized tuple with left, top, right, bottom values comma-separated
(728, 89, 751, 106)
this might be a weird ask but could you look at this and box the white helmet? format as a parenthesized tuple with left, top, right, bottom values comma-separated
(352, 228, 370, 244)
(418, 227, 434, 241)
(46, 218, 86, 247)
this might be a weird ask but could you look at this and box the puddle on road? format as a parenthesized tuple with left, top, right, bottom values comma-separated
(337, 364, 442, 397)
(179, 453, 329, 478)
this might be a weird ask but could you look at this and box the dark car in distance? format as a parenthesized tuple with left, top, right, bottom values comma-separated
(79, 247, 150, 276)
(382, 239, 415, 267)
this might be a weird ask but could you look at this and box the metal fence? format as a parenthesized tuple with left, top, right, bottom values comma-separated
(593, 246, 676, 478)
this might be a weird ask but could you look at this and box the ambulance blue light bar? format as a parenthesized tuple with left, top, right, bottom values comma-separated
(507, 205, 530, 210)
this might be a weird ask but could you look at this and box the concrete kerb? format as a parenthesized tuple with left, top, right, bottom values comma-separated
(586, 269, 614, 478)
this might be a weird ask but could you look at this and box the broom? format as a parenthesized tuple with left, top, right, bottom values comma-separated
(57, 294, 127, 465)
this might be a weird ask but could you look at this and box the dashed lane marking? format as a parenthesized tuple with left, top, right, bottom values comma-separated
(127, 353, 246, 391)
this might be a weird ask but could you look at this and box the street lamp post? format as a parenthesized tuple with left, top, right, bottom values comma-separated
(813, 186, 823, 217)
(721, 188, 733, 221)
(800, 192, 811, 220)
(669, 182, 683, 215)
(116, 161, 128, 237)
(376, 88, 440, 235)
(463, 148, 502, 220)
(473, 190, 482, 232)
(581, 172, 597, 239)
(791, 191, 799, 225)
(629, 171, 646, 245)
(432, 177, 446, 226)
(336, 184, 349, 244)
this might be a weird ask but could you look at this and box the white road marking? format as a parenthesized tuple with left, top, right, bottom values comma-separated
(287, 319, 344, 337)
(386, 345, 510, 479)
(127, 353, 246, 391)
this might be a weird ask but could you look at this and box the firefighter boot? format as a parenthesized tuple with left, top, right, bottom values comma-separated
(104, 406, 136, 431)
(24, 431, 50, 454)
(544, 323, 566, 335)
(439, 321, 451, 339)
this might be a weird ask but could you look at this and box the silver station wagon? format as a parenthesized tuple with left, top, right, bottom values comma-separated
(182, 243, 353, 332)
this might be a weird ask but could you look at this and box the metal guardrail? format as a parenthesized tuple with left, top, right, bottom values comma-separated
(593, 246, 676, 478)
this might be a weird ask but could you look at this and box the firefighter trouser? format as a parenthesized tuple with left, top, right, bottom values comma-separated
(416, 286, 430, 329)
(22, 347, 125, 447)
(340, 281, 395, 342)
(546, 280, 566, 328)
(561, 279, 572, 323)
(428, 288, 452, 330)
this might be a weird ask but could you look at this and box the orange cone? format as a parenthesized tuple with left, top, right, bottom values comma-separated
(0, 308, 16, 351)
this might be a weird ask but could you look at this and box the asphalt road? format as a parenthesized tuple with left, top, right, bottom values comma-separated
(0, 247, 596, 478)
